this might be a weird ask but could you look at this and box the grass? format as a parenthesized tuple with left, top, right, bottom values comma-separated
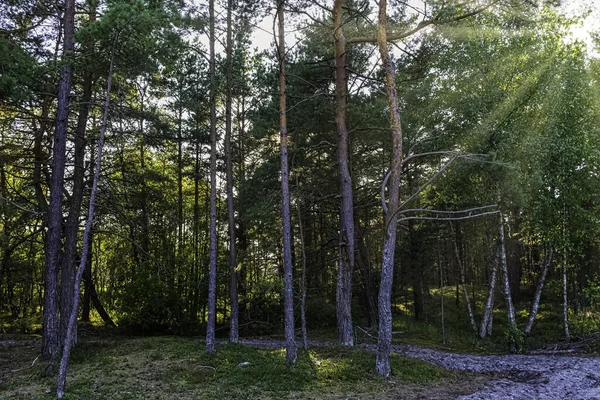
(0, 335, 485, 400)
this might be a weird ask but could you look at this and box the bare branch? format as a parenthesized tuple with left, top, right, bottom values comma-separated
(348, 0, 500, 44)
(0, 196, 43, 215)
(397, 205, 498, 215)
(398, 153, 459, 210)
(397, 210, 499, 222)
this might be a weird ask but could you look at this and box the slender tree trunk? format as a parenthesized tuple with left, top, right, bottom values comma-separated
(60, 5, 96, 346)
(225, 0, 239, 344)
(440, 256, 445, 345)
(451, 224, 477, 333)
(277, 0, 297, 364)
(43, 0, 76, 371)
(56, 43, 115, 399)
(499, 210, 516, 329)
(177, 100, 183, 254)
(375, 0, 403, 376)
(80, 240, 92, 322)
(333, 0, 355, 347)
(296, 190, 309, 350)
(205, 0, 218, 353)
(563, 251, 570, 341)
(480, 248, 499, 338)
(524, 248, 553, 335)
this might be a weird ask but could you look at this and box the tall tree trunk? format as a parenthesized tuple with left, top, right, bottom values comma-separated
(524, 248, 553, 335)
(333, 0, 355, 347)
(225, 0, 239, 344)
(499, 210, 516, 329)
(177, 97, 184, 254)
(440, 258, 446, 345)
(563, 251, 570, 341)
(451, 224, 477, 333)
(60, 4, 96, 346)
(375, 0, 403, 376)
(191, 134, 200, 322)
(56, 43, 115, 399)
(277, 0, 297, 364)
(43, 0, 76, 371)
(479, 248, 499, 338)
(205, 0, 218, 353)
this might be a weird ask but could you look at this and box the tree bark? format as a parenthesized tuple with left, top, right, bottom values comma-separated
(225, 0, 239, 344)
(82, 270, 116, 327)
(499, 210, 516, 329)
(440, 251, 446, 345)
(333, 0, 355, 347)
(375, 0, 403, 376)
(479, 248, 499, 338)
(205, 0, 218, 354)
(60, 4, 96, 346)
(277, 0, 297, 364)
(42, 0, 76, 371)
(56, 42, 115, 399)
(524, 248, 553, 335)
(563, 251, 570, 341)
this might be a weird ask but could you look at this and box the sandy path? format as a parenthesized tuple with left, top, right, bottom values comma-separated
(385, 343, 600, 399)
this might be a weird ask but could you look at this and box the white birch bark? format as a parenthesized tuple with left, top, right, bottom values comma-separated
(524, 248, 553, 335)
(499, 211, 516, 329)
(479, 248, 498, 338)
(563, 252, 570, 341)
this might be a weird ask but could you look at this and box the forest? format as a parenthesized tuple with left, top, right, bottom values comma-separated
(2, 0, 600, 398)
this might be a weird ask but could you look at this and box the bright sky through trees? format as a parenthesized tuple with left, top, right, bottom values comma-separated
(562, 0, 600, 57)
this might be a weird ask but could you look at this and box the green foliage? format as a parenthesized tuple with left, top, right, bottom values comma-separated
(504, 325, 525, 354)
(116, 269, 186, 334)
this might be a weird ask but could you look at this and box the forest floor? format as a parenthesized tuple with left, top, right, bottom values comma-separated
(241, 337, 600, 399)
(1, 334, 599, 399)
(0, 334, 485, 400)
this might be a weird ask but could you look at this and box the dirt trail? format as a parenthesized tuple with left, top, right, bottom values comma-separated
(240, 339, 600, 399)
(386, 343, 600, 399)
